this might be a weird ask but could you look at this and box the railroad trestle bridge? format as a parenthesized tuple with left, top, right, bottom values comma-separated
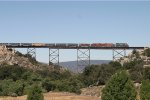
(0, 43, 145, 71)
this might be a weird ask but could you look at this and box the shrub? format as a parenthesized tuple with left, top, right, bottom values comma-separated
(27, 84, 44, 100)
(42, 78, 55, 92)
(56, 78, 83, 94)
(129, 63, 143, 83)
(109, 61, 122, 70)
(143, 67, 150, 80)
(0, 65, 27, 81)
(102, 70, 136, 100)
(123, 59, 143, 69)
(132, 50, 140, 58)
(132, 49, 137, 54)
(140, 80, 150, 100)
(0, 79, 24, 96)
(82, 64, 118, 86)
(144, 48, 150, 57)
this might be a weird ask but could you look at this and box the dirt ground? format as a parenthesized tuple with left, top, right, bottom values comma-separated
(0, 92, 100, 100)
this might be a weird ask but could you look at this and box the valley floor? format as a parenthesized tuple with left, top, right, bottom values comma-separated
(0, 92, 100, 100)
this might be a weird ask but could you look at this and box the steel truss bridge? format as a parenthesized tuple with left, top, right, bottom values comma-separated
(4, 44, 145, 72)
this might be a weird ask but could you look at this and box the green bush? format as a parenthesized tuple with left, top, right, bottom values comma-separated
(140, 80, 150, 100)
(123, 60, 144, 83)
(56, 78, 83, 94)
(0, 65, 25, 80)
(0, 79, 24, 96)
(109, 61, 122, 70)
(143, 67, 150, 80)
(132, 50, 140, 58)
(129, 63, 143, 83)
(102, 70, 136, 100)
(132, 49, 137, 54)
(27, 84, 44, 100)
(42, 78, 55, 92)
(144, 48, 150, 57)
(82, 63, 120, 86)
(123, 60, 137, 69)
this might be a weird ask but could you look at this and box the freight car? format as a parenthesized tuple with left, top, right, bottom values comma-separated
(115, 43, 129, 47)
(67, 43, 78, 47)
(45, 43, 55, 47)
(0, 43, 9, 46)
(21, 43, 32, 46)
(9, 43, 21, 46)
(32, 43, 46, 46)
(79, 43, 90, 47)
(55, 43, 67, 47)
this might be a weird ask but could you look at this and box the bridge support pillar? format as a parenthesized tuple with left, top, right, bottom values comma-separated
(49, 49, 59, 65)
(27, 48, 36, 59)
(77, 49, 90, 72)
(113, 49, 126, 61)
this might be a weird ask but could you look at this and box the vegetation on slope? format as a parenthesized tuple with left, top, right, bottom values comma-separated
(0, 64, 84, 96)
(0, 49, 150, 99)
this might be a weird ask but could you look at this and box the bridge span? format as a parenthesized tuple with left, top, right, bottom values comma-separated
(6, 45, 144, 50)
(0, 43, 146, 72)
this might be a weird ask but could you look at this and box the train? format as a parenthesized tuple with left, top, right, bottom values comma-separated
(0, 43, 129, 47)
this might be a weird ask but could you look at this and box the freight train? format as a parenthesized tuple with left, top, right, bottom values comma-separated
(0, 43, 129, 47)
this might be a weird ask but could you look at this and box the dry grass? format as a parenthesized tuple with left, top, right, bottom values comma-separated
(0, 92, 100, 100)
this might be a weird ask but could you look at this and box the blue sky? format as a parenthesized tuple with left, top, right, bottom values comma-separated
(0, 1, 150, 62)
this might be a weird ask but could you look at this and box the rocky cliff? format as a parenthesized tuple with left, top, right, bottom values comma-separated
(117, 48, 150, 68)
(0, 46, 58, 71)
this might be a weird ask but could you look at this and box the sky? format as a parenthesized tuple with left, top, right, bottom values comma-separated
(0, 1, 150, 62)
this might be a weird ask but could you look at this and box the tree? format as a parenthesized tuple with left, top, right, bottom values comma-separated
(102, 70, 136, 100)
(140, 80, 150, 100)
(27, 84, 44, 100)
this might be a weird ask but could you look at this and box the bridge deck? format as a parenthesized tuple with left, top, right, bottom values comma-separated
(6, 46, 145, 49)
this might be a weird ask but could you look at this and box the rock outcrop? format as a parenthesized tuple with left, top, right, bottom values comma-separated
(117, 47, 150, 68)
(0, 46, 50, 71)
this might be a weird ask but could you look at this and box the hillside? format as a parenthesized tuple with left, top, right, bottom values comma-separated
(0, 45, 64, 72)
(0, 45, 149, 99)
(0, 46, 85, 97)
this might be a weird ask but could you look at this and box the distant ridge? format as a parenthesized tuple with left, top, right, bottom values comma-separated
(60, 60, 111, 73)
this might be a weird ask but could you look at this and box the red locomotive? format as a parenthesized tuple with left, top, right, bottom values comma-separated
(91, 43, 114, 47)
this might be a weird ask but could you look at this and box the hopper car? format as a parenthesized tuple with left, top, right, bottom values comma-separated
(21, 43, 32, 46)
(79, 44, 90, 47)
(32, 43, 45, 46)
(56, 43, 67, 47)
(45, 43, 55, 47)
(115, 43, 129, 47)
(67, 43, 78, 47)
